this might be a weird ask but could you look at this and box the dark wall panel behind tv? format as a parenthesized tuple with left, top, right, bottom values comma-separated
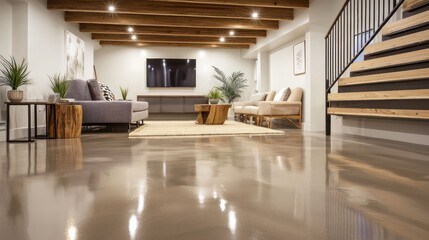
(147, 58, 196, 87)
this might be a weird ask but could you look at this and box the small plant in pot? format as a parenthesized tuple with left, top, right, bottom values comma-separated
(207, 88, 223, 104)
(120, 86, 129, 100)
(0, 56, 31, 103)
(49, 73, 71, 102)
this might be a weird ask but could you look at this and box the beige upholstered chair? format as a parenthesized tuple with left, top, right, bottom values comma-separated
(233, 90, 276, 121)
(257, 87, 303, 128)
(234, 87, 303, 128)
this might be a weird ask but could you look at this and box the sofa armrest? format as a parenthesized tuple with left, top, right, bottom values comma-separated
(257, 101, 302, 116)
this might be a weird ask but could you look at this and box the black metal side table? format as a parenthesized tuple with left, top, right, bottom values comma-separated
(5, 101, 56, 143)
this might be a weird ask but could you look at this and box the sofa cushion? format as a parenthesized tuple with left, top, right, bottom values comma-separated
(287, 87, 303, 102)
(132, 101, 149, 112)
(87, 79, 105, 101)
(249, 92, 267, 106)
(265, 90, 276, 101)
(66, 79, 92, 100)
(273, 88, 288, 101)
(100, 83, 115, 101)
(282, 88, 292, 101)
(242, 106, 259, 115)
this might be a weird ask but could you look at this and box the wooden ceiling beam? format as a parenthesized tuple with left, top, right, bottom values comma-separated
(99, 41, 250, 49)
(92, 34, 257, 45)
(48, 0, 294, 21)
(149, 0, 309, 8)
(80, 24, 267, 38)
(65, 12, 279, 30)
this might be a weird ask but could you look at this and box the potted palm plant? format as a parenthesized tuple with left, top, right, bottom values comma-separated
(212, 66, 248, 103)
(0, 56, 31, 103)
(207, 88, 223, 104)
(49, 73, 70, 101)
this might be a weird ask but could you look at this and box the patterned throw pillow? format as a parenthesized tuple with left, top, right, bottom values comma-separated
(99, 83, 115, 101)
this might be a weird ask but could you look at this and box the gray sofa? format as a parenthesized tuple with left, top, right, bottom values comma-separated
(65, 80, 149, 128)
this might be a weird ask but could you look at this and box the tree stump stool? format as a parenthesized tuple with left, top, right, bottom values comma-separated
(49, 104, 83, 138)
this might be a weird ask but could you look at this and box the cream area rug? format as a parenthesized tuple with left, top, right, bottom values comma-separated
(129, 120, 284, 137)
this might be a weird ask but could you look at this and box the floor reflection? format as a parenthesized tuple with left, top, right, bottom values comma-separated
(0, 132, 427, 240)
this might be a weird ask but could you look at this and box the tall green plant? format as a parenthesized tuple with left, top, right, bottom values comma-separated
(120, 86, 128, 100)
(212, 66, 247, 103)
(0, 56, 31, 90)
(49, 73, 71, 98)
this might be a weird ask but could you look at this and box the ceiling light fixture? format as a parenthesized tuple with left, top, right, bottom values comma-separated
(127, 27, 134, 33)
(251, 12, 259, 19)
(229, 30, 235, 36)
(108, 5, 116, 12)
(219, 37, 225, 43)
(131, 35, 137, 40)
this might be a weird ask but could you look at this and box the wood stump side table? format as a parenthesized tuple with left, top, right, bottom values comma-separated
(194, 104, 231, 125)
(49, 103, 83, 138)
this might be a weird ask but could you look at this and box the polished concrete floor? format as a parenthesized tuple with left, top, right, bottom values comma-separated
(0, 130, 428, 240)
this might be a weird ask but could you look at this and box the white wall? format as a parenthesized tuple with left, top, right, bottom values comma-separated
(27, 0, 96, 99)
(0, 0, 96, 141)
(0, 0, 13, 123)
(94, 46, 255, 101)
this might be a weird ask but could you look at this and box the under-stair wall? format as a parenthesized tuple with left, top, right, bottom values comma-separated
(328, 0, 429, 145)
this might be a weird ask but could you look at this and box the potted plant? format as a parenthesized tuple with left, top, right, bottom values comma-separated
(120, 86, 129, 100)
(0, 56, 31, 103)
(49, 73, 71, 101)
(207, 88, 223, 104)
(212, 66, 248, 103)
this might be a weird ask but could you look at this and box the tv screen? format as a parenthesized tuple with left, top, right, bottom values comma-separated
(146, 58, 196, 87)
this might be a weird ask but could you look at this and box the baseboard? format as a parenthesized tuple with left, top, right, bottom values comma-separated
(0, 125, 47, 142)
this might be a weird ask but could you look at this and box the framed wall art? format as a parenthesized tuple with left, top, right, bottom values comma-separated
(65, 31, 85, 79)
(293, 41, 306, 75)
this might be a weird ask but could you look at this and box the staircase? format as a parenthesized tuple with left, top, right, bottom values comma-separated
(326, 0, 429, 133)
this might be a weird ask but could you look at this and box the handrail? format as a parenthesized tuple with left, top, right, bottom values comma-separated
(325, 0, 405, 135)
(326, 0, 405, 91)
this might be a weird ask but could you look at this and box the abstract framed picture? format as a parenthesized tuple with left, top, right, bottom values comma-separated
(293, 41, 306, 75)
(65, 31, 85, 79)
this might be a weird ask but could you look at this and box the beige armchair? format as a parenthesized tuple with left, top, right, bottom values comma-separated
(234, 87, 303, 128)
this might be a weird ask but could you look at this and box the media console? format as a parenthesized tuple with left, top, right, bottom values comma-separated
(137, 95, 208, 113)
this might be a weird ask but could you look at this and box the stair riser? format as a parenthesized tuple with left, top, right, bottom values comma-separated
(351, 61, 429, 76)
(339, 79, 429, 93)
(331, 99, 429, 110)
(365, 41, 429, 59)
(403, 3, 429, 18)
(383, 24, 429, 40)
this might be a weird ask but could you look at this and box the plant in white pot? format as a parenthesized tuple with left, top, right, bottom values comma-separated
(207, 88, 223, 104)
(49, 73, 70, 102)
(0, 56, 31, 103)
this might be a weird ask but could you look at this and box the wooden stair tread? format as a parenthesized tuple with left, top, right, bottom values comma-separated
(403, 0, 429, 12)
(328, 89, 429, 101)
(382, 10, 429, 36)
(339, 69, 429, 86)
(350, 48, 429, 72)
(365, 30, 429, 55)
(328, 107, 429, 119)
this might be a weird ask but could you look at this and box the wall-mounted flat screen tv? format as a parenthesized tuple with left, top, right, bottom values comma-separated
(146, 58, 196, 87)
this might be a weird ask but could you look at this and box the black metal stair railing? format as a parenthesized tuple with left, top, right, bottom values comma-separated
(325, 0, 406, 135)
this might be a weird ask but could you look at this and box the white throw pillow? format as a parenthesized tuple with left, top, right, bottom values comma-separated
(273, 88, 287, 101)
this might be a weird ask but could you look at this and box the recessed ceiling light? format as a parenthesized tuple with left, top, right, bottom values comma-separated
(131, 35, 137, 40)
(219, 37, 225, 42)
(108, 5, 116, 12)
(251, 12, 259, 19)
(128, 27, 134, 32)
(229, 30, 235, 36)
